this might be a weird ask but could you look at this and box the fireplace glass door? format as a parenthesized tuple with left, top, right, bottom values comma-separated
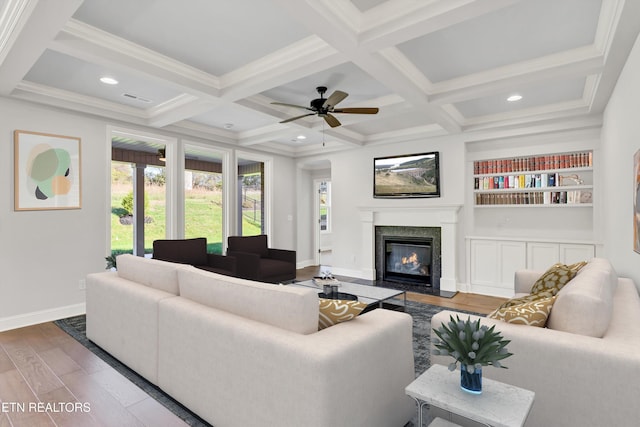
(384, 238, 433, 285)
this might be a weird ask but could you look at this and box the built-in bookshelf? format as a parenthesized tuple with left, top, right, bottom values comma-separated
(473, 151, 593, 207)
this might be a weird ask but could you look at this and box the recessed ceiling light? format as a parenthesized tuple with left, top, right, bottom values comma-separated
(507, 94, 523, 102)
(296, 135, 306, 140)
(223, 123, 234, 129)
(100, 76, 119, 85)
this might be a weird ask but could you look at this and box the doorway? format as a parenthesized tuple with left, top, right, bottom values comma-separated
(314, 179, 332, 267)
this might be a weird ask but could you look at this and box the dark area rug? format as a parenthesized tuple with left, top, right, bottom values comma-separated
(54, 302, 480, 427)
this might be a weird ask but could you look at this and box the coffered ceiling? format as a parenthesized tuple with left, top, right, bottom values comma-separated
(1, 0, 638, 157)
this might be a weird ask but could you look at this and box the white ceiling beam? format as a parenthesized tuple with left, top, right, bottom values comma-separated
(271, 0, 462, 133)
(589, 0, 640, 112)
(360, 0, 520, 51)
(219, 36, 345, 101)
(461, 100, 590, 129)
(166, 121, 237, 146)
(146, 94, 220, 128)
(0, 0, 83, 95)
(429, 46, 605, 105)
(364, 124, 448, 146)
(52, 20, 222, 99)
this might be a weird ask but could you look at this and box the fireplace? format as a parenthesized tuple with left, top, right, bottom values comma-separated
(383, 236, 433, 285)
(375, 226, 441, 289)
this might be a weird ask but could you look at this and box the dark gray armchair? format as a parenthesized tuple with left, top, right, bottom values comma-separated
(227, 235, 296, 283)
(152, 237, 236, 276)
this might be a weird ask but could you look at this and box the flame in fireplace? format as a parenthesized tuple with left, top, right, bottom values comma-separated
(401, 252, 419, 266)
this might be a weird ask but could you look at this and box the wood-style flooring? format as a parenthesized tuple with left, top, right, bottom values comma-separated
(296, 265, 506, 315)
(0, 268, 506, 426)
(0, 321, 187, 427)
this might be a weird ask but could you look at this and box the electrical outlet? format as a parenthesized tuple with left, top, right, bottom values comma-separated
(78, 279, 86, 290)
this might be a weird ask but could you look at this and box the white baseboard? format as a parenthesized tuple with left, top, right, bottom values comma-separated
(296, 259, 316, 269)
(0, 303, 86, 332)
(469, 284, 514, 298)
(330, 266, 372, 280)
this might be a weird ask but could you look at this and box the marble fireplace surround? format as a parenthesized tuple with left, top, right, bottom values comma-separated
(358, 206, 461, 293)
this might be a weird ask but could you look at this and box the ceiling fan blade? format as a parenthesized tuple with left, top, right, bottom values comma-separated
(323, 113, 341, 128)
(333, 107, 379, 114)
(271, 102, 312, 111)
(279, 113, 315, 124)
(323, 90, 348, 109)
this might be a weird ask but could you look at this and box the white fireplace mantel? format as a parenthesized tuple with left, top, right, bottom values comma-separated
(357, 205, 462, 293)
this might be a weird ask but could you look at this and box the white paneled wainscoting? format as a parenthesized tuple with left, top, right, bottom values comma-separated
(466, 237, 596, 297)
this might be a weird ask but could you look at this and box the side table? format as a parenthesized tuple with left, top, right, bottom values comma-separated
(405, 364, 535, 427)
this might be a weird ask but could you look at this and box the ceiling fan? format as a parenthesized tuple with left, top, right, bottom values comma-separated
(271, 86, 379, 128)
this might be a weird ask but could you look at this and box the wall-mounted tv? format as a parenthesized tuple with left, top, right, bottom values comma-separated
(373, 151, 440, 198)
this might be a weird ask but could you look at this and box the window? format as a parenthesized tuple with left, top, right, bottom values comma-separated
(184, 147, 224, 254)
(110, 132, 169, 257)
(238, 158, 264, 236)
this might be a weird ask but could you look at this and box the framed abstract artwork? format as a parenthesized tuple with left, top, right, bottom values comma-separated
(14, 130, 82, 211)
(635, 149, 640, 254)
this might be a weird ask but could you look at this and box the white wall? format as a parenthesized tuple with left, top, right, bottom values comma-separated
(295, 165, 332, 268)
(271, 154, 297, 250)
(601, 32, 640, 285)
(0, 97, 297, 330)
(0, 98, 107, 329)
(297, 138, 466, 279)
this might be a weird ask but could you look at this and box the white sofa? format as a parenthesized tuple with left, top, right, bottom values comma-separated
(86, 254, 415, 427)
(431, 258, 640, 427)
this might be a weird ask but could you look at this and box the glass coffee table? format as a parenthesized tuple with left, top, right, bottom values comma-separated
(290, 280, 406, 311)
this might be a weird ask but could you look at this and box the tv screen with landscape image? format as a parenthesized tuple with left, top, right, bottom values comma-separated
(373, 151, 440, 198)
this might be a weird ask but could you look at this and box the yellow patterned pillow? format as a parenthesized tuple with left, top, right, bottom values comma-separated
(495, 293, 546, 310)
(530, 261, 587, 296)
(318, 298, 367, 330)
(488, 296, 557, 327)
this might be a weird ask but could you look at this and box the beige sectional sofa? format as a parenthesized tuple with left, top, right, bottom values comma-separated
(431, 258, 640, 427)
(86, 254, 415, 427)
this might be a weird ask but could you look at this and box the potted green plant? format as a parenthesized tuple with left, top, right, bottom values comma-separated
(105, 254, 117, 270)
(432, 314, 512, 394)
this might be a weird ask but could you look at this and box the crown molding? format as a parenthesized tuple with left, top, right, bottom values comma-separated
(0, 0, 36, 65)
(15, 80, 146, 117)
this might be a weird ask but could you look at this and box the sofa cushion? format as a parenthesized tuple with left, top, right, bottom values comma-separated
(318, 298, 368, 330)
(487, 296, 557, 327)
(546, 261, 615, 337)
(177, 268, 318, 334)
(529, 261, 586, 296)
(116, 254, 182, 295)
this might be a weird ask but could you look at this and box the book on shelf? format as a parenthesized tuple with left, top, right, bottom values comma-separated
(475, 190, 591, 206)
(473, 151, 592, 175)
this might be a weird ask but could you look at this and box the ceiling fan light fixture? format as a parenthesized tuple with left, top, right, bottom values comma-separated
(272, 86, 379, 128)
(507, 94, 523, 102)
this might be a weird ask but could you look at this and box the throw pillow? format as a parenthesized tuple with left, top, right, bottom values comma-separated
(495, 293, 546, 310)
(529, 261, 587, 296)
(318, 298, 367, 330)
(488, 296, 557, 327)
